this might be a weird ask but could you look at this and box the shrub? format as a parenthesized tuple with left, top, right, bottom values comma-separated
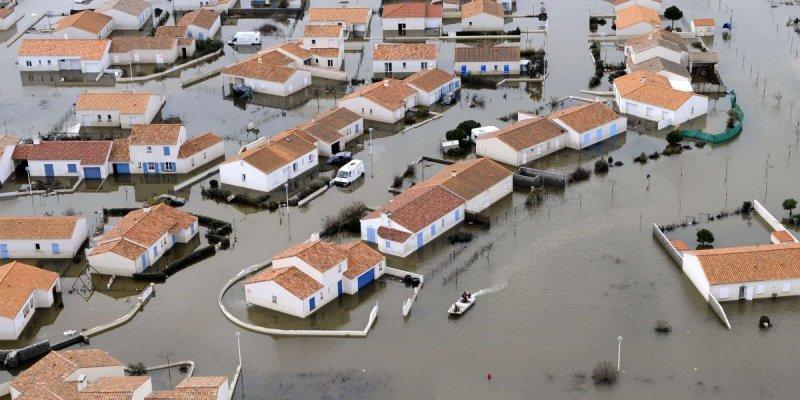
(633, 152, 647, 163)
(258, 23, 279, 36)
(279, 0, 288, 7)
(568, 166, 591, 183)
(414, 105, 429, 118)
(654, 320, 672, 334)
(271, 13, 290, 25)
(666, 131, 683, 146)
(196, 39, 223, 56)
(391, 175, 403, 188)
(722, 31, 731, 41)
(403, 164, 416, 177)
(589, 23, 598, 32)
(591, 361, 618, 385)
(320, 202, 368, 236)
(209, 179, 219, 188)
(607, 70, 626, 83)
(741, 201, 753, 213)
(62, 207, 78, 216)
(664, 6, 683, 28)
(696, 228, 715, 246)
(691, 42, 704, 50)
(594, 159, 609, 173)
(783, 198, 798, 217)
(126, 362, 147, 376)
(648, 151, 660, 160)
(726, 109, 740, 129)
(445, 120, 480, 141)
(588, 75, 602, 88)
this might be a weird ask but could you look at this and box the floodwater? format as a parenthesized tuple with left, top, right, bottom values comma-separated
(3, 0, 800, 398)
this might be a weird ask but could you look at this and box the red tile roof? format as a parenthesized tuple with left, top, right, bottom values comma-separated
(12, 141, 112, 165)
(341, 79, 416, 111)
(548, 102, 622, 133)
(366, 185, 464, 232)
(403, 67, 457, 92)
(615, 5, 660, 30)
(10, 350, 123, 394)
(302, 24, 342, 37)
(689, 243, 800, 285)
(273, 240, 346, 272)
(308, 7, 371, 25)
(692, 18, 715, 26)
(223, 130, 317, 174)
(0, 261, 59, 319)
(178, 132, 222, 158)
(18, 39, 109, 60)
(129, 124, 182, 145)
(339, 241, 384, 279)
(0, 216, 82, 240)
(418, 157, 512, 201)
(478, 116, 565, 151)
(76, 92, 156, 114)
(245, 266, 322, 299)
(772, 230, 796, 243)
(383, 2, 442, 19)
(54, 11, 111, 34)
(109, 138, 130, 162)
(177, 9, 219, 30)
(373, 43, 437, 60)
(376, 226, 412, 242)
(462, 0, 504, 19)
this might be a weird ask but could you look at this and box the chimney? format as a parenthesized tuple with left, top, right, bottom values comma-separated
(451, 170, 457, 178)
(143, 207, 151, 213)
(380, 210, 390, 225)
(640, 76, 646, 83)
(77, 375, 88, 391)
(383, 80, 389, 87)
(32, 134, 40, 145)
(309, 232, 320, 242)
(258, 57, 262, 64)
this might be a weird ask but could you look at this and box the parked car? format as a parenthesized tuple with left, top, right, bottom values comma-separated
(228, 32, 261, 46)
(332, 159, 364, 186)
(326, 151, 352, 166)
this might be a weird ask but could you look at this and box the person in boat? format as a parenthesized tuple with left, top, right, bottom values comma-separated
(453, 305, 460, 313)
(461, 292, 469, 302)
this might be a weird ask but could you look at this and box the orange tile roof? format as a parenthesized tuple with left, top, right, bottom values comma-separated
(76, 91, 155, 114)
(109, 36, 177, 53)
(109, 138, 131, 162)
(17, 381, 79, 400)
(178, 132, 222, 158)
(12, 140, 112, 165)
(614, 71, 694, 110)
(302, 24, 342, 37)
(692, 18, 715, 26)
(0, 261, 59, 319)
(419, 157, 512, 201)
(454, 45, 519, 62)
(18, 39, 109, 60)
(89, 204, 197, 259)
(383, 2, 442, 19)
(341, 79, 416, 111)
(615, 5, 660, 30)
(479, 116, 565, 151)
(308, 7, 371, 25)
(772, 230, 796, 243)
(78, 376, 150, 399)
(245, 266, 322, 299)
(311, 47, 340, 57)
(274, 240, 346, 272)
(624, 29, 687, 52)
(689, 243, 800, 285)
(403, 67, 457, 92)
(155, 25, 188, 38)
(0, 216, 82, 240)
(462, 0, 504, 19)
(376, 226, 413, 242)
(613, 0, 661, 4)
(96, 0, 150, 16)
(366, 185, 464, 232)
(10, 350, 123, 394)
(177, 9, 219, 30)
(548, 102, 622, 133)
(129, 124, 182, 145)
(613, 70, 670, 94)
(295, 122, 342, 144)
(223, 130, 317, 174)
(55, 11, 111, 34)
(340, 240, 385, 279)
(222, 56, 298, 83)
(373, 43, 437, 60)
(308, 107, 360, 130)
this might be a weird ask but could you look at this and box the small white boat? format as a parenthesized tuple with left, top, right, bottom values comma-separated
(448, 293, 475, 315)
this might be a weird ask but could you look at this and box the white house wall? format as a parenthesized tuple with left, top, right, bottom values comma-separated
(365, 205, 465, 257)
(0, 219, 88, 259)
(454, 60, 519, 75)
(372, 58, 436, 74)
(461, 13, 504, 32)
(57, 25, 111, 39)
(102, 8, 152, 30)
(617, 22, 658, 38)
(464, 175, 512, 212)
(18, 52, 110, 73)
(383, 17, 425, 31)
(220, 148, 318, 192)
(223, 70, 311, 96)
(176, 140, 224, 173)
(0, 144, 15, 183)
(245, 280, 308, 318)
(628, 46, 686, 66)
(712, 278, 800, 302)
(340, 96, 414, 123)
(110, 47, 179, 66)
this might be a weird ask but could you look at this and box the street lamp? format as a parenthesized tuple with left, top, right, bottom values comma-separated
(617, 336, 623, 371)
(284, 182, 291, 239)
(25, 167, 33, 211)
(235, 331, 242, 367)
(368, 127, 374, 178)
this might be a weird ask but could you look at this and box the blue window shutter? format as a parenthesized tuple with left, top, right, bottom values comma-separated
(455, 210, 460, 221)
(51, 243, 60, 254)
(67, 164, 77, 173)
(163, 146, 170, 156)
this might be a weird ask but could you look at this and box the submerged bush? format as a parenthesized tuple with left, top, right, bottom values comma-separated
(568, 166, 591, 183)
(591, 361, 618, 385)
(654, 320, 672, 334)
(594, 159, 609, 173)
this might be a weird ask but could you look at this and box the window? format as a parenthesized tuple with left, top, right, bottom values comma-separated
(137, 162, 142, 169)
(97, 114, 102, 121)
(146, 146, 152, 153)
(35, 243, 41, 250)
(385, 240, 391, 249)
(494, 65, 498, 71)
(338, 264, 342, 272)
(241, 174, 246, 181)
(52, 243, 60, 254)
(153, 246, 158, 257)
(25, 60, 32, 67)
(147, 162, 155, 171)
(163, 146, 171, 156)
(402, 62, 407, 68)
(308, 154, 313, 162)
(272, 295, 277, 303)
(421, 61, 428, 69)
(469, 21, 473, 26)
(67, 164, 77, 173)
(164, 162, 175, 172)
(292, 162, 298, 171)
(107, 115, 112, 121)
(38, 60, 41, 65)
(783, 282, 791, 292)
(311, 39, 316, 44)
(327, 59, 334, 67)
(22, 302, 30, 318)
(455, 210, 460, 221)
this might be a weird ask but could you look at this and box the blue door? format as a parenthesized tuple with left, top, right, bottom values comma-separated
(83, 167, 102, 179)
(51, 243, 60, 255)
(357, 268, 375, 290)
(337, 280, 343, 296)
(595, 129, 603, 141)
(610, 123, 617, 136)
(44, 164, 55, 178)
(431, 225, 436, 236)
(455, 210, 461, 221)
(140, 253, 147, 268)
(0, 244, 8, 260)
(154, 163, 161, 174)
(503, 64, 510, 74)
(115, 163, 130, 174)
(460, 65, 467, 76)
(309, 297, 316, 311)
(416, 232, 424, 249)
(366, 228, 376, 242)
(582, 133, 590, 146)
(480, 65, 487, 73)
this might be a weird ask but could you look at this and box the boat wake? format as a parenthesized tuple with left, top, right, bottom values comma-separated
(472, 277, 508, 298)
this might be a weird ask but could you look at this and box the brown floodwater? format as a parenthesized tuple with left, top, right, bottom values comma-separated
(3, 0, 800, 398)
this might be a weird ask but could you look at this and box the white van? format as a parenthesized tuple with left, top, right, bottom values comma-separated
(228, 32, 261, 46)
(332, 159, 364, 186)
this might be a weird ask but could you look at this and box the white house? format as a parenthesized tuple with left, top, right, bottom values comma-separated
(419, 158, 512, 213)
(87, 204, 199, 276)
(629, 57, 692, 91)
(96, 0, 152, 31)
(12, 140, 113, 180)
(454, 45, 520, 75)
(173, 0, 234, 12)
(0, 261, 60, 340)
(461, 0, 504, 32)
(403, 67, 461, 106)
(302, 24, 344, 70)
(296, 107, 363, 156)
(245, 237, 386, 318)
(219, 129, 319, 193)
(75, 91, 165, 129)
(53, 11, 113, 39)
(79, 376, 153, 400)
(361, 185, 465, 257)
(308, 7, 371, 37)
(548, 102, 628, 149)
(222, 49, 312, 97)
(381, 2, 442, 34)
(612, 0, 661, 12)
(624, 29, 688, 66)
(153, 376, 230, 400)
(372, 43, 437, 75)
(0, 6, 18, 30)
(681, 243, 800, 302)
(177, 9, 221, 39)
(17, 39, 111, 73)
(613, 70, 708, 128)
(0, 216, 88, 260)
(154, 25, 197, 58)
(0, 134, 20, 184)
(109, 36, 179, 66)
(108, 124, 223, 174)
(614, 5, 660, 37)
(476, 116, 566, 166)
(690, 18, 716, 37)
(9, 349, 125, 399)
(340, 79, 417, 123)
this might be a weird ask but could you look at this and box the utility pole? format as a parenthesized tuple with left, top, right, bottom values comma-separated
(617, 336, 623, 371)
(368, 127, 374, 178)
(284, 183, 291, 239)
